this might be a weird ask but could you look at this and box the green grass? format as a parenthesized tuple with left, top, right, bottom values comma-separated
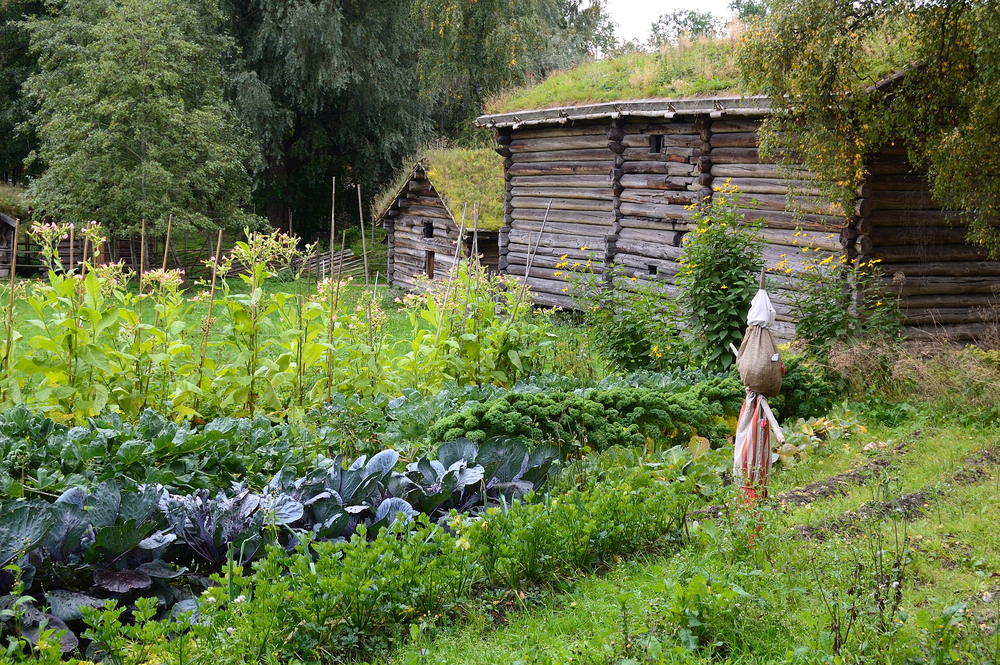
(0, 183, 27, 219)
(487, 38, 740, 114)
(386, 411, 1000, 664)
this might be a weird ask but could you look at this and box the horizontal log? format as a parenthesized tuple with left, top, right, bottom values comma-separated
(510, 136, 610, 153)
(505, 263, 577, 282)
(618, 227, 687, 246)
(619, 202, 695, 221)
(878, 275, 1000, 296)
(506, 248, 599, 267)
(620, 174, 694, 190)
(509, 175, 610, 188)
(867, 174, 927, 190)
(404, 205, 453, 220)
(511, 148, 613, 163)
(869, 226, 972, 246)
(621, 134, 701, 149)
(511, 208, 611, 225)
(869, 189, 938, 210)
(873, 245, 991, 262)
(511, 126, 609, 140)
(758, 228, 841, 252)
(737, 192, 845, 216)
(904, 322, 1000, 340)
(613, 254, 682, 278)
(709, 119, 762, 134)
(508, 231, 606, 250)
(622, 161, 696, 176)
(619, 189, 698, 206)
(510, 186, 613, 201)
(725, 177, 824, 196)
(618, 216, 693, 232)
(710, 132, 758, 149)
(879, 261, 1000, 277)
(877, 143, 908, 157)
(510, 197, 614, 213)
(623, 122, 699, 135)
(868, 209, 964, 227)
(738, 208, 848, 231)
(900, 293, 1000, 309)
(509, 220, 608, 238)
(711, 164, 815, 179)
(508, 161, 614, 176)
(866, 160, 916, 176)
(710, 148, 766, 164)
(409, 195, 450, 209)
(901, 307, 993, 325)
(623, 148, 695, 163)
(615, 239, 685, 261)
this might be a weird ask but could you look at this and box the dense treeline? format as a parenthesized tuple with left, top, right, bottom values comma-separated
(0, 0, 612, 238)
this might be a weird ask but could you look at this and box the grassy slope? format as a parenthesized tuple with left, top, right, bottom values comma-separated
(487, 38, 740, 114)
(387, 415, 1000, 664)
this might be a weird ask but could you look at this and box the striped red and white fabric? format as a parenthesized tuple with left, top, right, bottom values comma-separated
(734, 389, 773, 502)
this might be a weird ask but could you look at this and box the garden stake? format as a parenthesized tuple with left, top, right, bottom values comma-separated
(68, 224, 74, 274)
(459, 204, 479, 357)
(2, 219, 19, 395)
(326, 231, 346, 401)
(512, 199, 552, 321)
(142, 214, 173, 409)
(433, 203, 468, 349)
(194, 230, 223, 416)
(358, 185, 370, 290)
(134, 220, 147, 391)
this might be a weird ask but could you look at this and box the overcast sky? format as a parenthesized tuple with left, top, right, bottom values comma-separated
(606, 0, 734, 44)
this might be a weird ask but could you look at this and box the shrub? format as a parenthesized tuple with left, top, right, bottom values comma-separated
(570, 263, 691, 373)
(768, 355, 840, 421)
(792, 257, 902, 361)
(425, 383, 737, 457)
(677, 189, 764, 370)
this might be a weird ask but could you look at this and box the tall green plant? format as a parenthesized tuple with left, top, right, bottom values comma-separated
(677, 190, 764, 370)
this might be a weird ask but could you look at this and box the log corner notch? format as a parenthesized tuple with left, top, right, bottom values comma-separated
(498, 127, 513, 273)
(606, 116, 625, 282)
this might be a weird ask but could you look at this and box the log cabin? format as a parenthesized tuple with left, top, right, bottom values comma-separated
(0, 213, 16, 278)
(376, 150, 502, 290)
(475, 97, 1000, 341)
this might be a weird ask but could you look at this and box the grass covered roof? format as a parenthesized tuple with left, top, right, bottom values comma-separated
(487, 36, 740, 113)
(0, 184, 27, 221)
(376, 147, 504, 232)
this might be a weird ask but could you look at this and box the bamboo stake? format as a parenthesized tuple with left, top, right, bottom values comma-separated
(134, 220, 147, 388)
(142, 214, 173, 407)
(194, 230, 223, 415)
(512, 199, 552, 319)
(459, 205, 479, 356)
(326, 231, 346, 402)
(433, 203, 468, 348)
(2, 219, 20, 391)
(68, 225, 75, 274)
(358, 185, 370, 290)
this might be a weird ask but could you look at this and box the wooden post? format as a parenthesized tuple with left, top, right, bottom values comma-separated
(3, 219, 20, 387)
(433, 203, 468, 349)
(513, 199, 552, 317)
(327, 230, 346, 402)
(193, 230, 224, 416)
(358, 185, 370, 290)
(68, 224, 75, 274)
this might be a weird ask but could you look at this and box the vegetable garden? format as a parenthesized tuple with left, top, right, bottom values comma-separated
(2, 218, 999, 665)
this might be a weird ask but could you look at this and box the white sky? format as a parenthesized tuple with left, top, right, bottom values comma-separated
(605, 0, 734, 44)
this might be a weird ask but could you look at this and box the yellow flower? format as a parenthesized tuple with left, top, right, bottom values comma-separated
(554, 271, 562, 277)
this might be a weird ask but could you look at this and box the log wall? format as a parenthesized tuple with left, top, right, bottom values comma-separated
(862, 144, 1000, 339)
(496, 124, 614, 308)
(489, 108, 999, 341)
(382, 165, 500, 290)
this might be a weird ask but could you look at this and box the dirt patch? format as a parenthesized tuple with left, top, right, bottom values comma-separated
(794, 489, 934, 540)
(953, 446, 1000, 484)
(777, 449, 903, 507)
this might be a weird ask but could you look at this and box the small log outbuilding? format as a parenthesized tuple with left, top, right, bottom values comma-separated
(476, 96, 1000, 340)
(0, 213, 18, 278)
(377, 151, 502, 290)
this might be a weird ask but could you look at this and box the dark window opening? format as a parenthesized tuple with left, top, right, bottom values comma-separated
(650, 135, 663, 154)
(423, 221, 434, 238)
(425, 250, 435, 279)
(648, 264, 658, 276)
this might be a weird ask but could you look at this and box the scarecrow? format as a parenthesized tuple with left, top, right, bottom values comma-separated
(731, 269, 785, 504)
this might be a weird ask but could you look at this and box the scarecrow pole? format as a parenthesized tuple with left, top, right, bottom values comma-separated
(732, 267, 785, 507)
